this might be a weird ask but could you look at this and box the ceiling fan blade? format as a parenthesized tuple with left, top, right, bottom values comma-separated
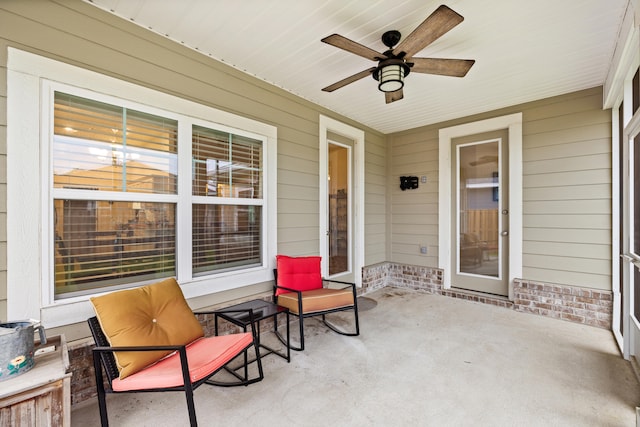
(321, 34, 383, 61)
(409, 58, 475, 77)
(385, 89, 404, 104)
(392, 5, 464, 58)
(322, 67, 376, 92)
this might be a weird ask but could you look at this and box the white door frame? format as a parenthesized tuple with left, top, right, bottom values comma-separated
(319, 115, 364, 287)
(602, 0, 636, 358)
(621, 104, 640, 361)
(439, 113, 523, 299)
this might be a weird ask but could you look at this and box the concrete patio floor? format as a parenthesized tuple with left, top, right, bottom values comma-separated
(71, 287, 640, 426)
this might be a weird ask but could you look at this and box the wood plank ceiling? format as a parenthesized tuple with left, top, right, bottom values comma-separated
(85, 0, 628, 134)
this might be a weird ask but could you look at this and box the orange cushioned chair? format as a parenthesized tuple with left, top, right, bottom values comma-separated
(273, 255, 359, 351)
(87, 278, 263, 427)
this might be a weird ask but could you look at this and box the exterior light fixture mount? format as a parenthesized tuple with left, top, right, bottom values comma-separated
(371, 31, 411, 93)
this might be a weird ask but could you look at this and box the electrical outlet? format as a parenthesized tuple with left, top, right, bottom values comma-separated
(420, 246, 427, 254)
(421, 176, 427, 183)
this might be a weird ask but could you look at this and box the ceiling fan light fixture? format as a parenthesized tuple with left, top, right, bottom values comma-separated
(378, 64, 404, 92)
(374, 59, 410, 93)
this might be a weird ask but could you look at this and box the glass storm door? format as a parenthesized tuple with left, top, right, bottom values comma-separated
(452, 133, 509, 296)
(327, 142, 351, 276)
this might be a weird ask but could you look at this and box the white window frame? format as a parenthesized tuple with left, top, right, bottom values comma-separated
(7, 48, 277, 327)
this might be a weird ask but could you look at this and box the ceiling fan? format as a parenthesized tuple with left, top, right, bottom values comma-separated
(321, 4, 475, 104)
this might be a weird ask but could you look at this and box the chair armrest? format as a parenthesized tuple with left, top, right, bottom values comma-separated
(274, 284, 302, 294)
(93, 344, 192, 385)
(92, 343, 187, 353)
(322, 279, 356, 290)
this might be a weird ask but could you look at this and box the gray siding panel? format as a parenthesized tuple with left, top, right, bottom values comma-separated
(364, 131, 387, 266)
(524, 214, 610, 229)
(525, 241, 610, 259)
(521, 89, 611, 289)
(524, 267, 611, 289)
(526, 184, 611, 201)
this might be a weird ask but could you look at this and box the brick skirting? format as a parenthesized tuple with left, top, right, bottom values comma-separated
(512, 279, 612, 329)
(362, 262, 513, 308)
(362, 262, 613, 323)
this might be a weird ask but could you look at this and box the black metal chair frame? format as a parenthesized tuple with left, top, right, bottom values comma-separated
(273, 270, 360, 351)
(88, 308, 264, 427)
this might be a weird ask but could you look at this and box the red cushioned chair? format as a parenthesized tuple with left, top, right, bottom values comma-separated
(87, 279, 263, 427)
(273, 255, 360, 351)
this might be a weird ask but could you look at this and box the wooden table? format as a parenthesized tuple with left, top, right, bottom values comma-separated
(0, 335, 71, 427)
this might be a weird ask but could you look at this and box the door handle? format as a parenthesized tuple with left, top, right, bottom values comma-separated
(501, 231, 508, 236)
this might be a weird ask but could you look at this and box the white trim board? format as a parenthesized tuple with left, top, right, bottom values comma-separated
(319, 115, 365, 287)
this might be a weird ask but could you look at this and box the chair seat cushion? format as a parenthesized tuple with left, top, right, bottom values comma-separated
(277, 288, 354, 314)
(111, 333, 253, 392)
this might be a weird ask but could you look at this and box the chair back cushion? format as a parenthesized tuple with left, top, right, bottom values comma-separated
(90, 277, 204, 379)
(275, 255, 322, 296)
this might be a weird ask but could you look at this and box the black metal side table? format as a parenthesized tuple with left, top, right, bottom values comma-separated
(215, 299, 290, 368)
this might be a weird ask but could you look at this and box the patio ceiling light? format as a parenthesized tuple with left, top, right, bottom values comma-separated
(374, 59, 410, 93)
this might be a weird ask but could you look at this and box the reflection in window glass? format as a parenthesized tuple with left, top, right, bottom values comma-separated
(192, 126, 262, 198)
(50, 90, 269, 299)
(328, 143, 349, 276)
(53, 92, 178, 194)
(192, 204, 261, 275)
(191, 125, 264, 276)
(458, 141, 499, 277)
(54, 200, 175, 298)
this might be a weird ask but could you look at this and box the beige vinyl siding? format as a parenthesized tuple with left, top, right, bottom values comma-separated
(388, 131, 440, 266)
(389, 86, 612, 291)
(522, 89, 611, 289)
(0, 1, 386, 332)
(364, 132, 387, 265)
(277, 135, 321, 256)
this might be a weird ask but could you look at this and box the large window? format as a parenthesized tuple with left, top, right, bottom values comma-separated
(6, 48, 277, 327)
(192, 126, 263, 275)
(53, 93, 178, 297)
(50, 91, 269, 299)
